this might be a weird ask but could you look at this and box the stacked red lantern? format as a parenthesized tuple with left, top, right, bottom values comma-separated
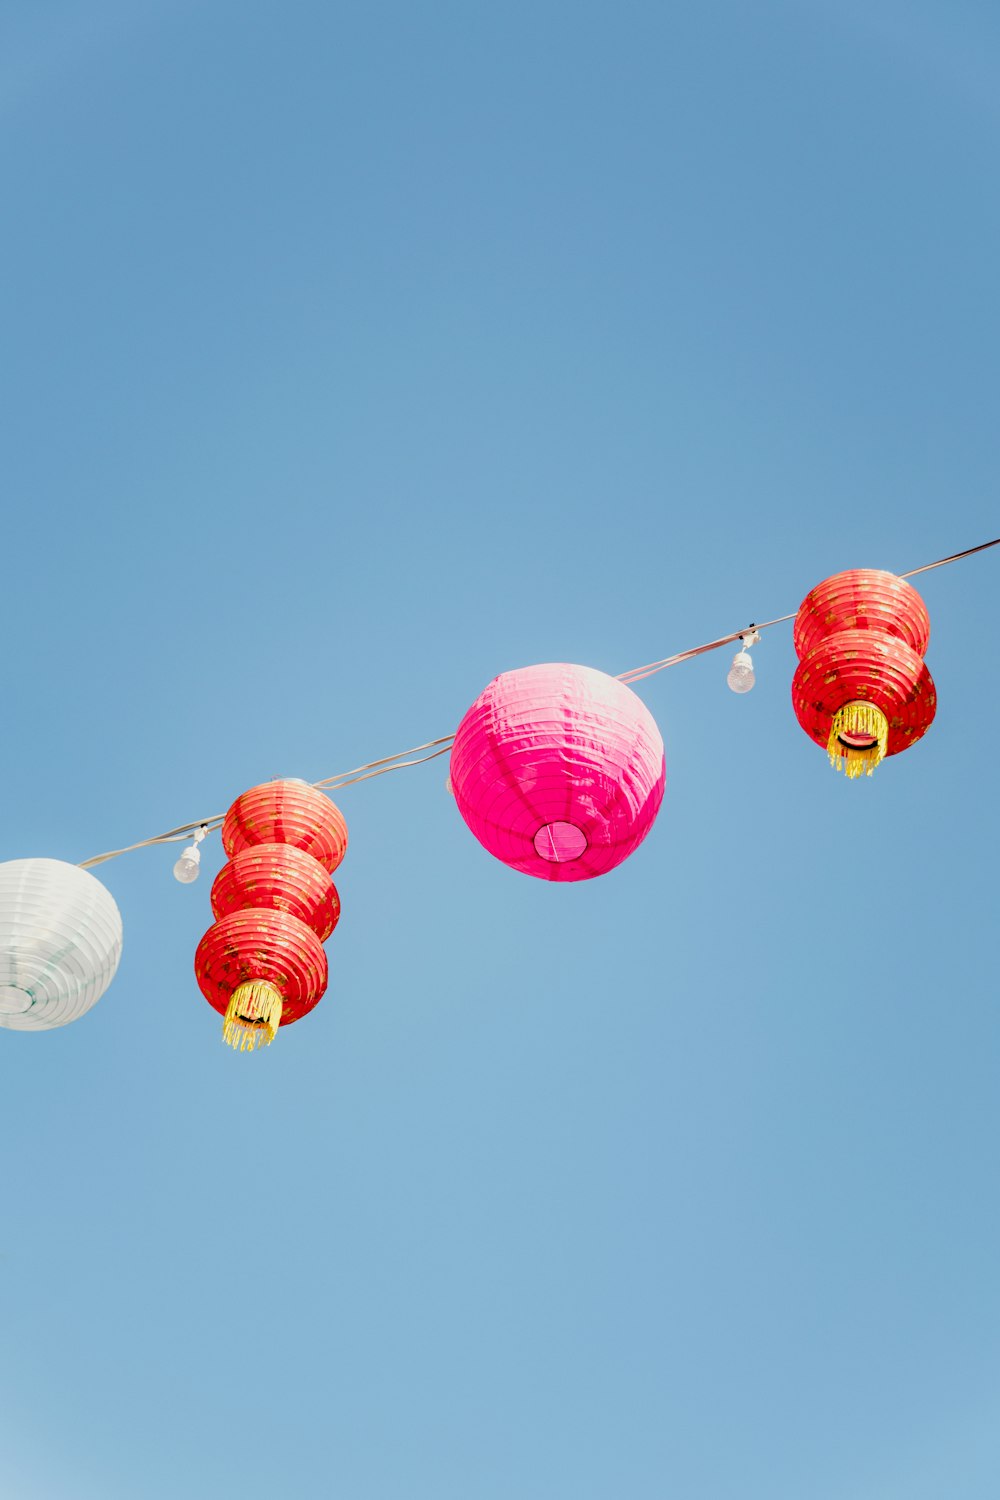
(791, 569, 936, 778)
(195, 780, 348, 1051)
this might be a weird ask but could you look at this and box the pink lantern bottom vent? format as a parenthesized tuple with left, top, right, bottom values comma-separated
(533, 821, 589, 863)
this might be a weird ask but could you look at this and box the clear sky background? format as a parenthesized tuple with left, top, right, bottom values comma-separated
(2, 2, 999, 1496)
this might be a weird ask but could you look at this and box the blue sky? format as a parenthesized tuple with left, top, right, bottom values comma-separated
(2, 2, 999, 1496)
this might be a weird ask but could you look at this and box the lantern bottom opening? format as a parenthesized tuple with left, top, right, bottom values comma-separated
(223, 980, 283, 1052)
(533, 821, 588, 863)
(0, 985, 32, 1015)
(827, 701, 888, 779)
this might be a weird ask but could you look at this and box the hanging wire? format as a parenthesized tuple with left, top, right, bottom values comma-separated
(617, 537, 1000, 686)
(312, 736, 457, 790)
(80, 818, 225, 870)
(899, 536, 1000, 579)
(315, 743, 455, 793)
(77, 534, 1000, 869)
(616, 610, 798, 686)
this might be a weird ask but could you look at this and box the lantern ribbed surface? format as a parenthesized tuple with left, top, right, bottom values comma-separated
(450, 662, 666, 881)
(211, 843, 341, 941)
(0, 859, 123, 1031)
(202, 782, 348, 1052)
(792, 631, 937, 754)
(195, 908, 328, 1027)
(222, 780, 348, 874)
(792, 570, 936, 777)
(793, 569, 931, 659)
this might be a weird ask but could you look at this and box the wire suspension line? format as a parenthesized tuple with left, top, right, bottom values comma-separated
(77, 536, 1000, 868)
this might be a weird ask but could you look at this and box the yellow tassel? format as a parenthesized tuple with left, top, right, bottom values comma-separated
(222, 980, 283, 1052)
(826, 700, 888, 779)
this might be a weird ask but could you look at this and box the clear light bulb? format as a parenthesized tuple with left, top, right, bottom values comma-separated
(172, 826, 207, 884)
(727, 649, 756, 693)
(173, 845, 202, 883)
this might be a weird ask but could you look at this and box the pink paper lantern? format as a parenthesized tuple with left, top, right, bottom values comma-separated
(450, 663, 666, 882)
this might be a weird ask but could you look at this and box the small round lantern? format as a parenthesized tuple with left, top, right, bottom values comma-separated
(197, 781, 347, 1051)
(222, 779, 348, 873)
(792, 569, 936, 778)
(211, 844, 341, 941)
(195, 909, 327, 1051)
(0, 859, 123, 1031)
(792, 568, 931, 659)
(450, 662, 665, 881)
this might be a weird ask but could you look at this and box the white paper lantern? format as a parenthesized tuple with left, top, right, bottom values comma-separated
(0, 859, 123, 1031)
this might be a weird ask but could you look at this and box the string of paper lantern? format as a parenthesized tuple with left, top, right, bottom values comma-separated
(1, 536, 996, 1044)
(75, 535, 1000, 872)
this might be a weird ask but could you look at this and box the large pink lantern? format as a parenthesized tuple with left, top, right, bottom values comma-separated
(450, 663, 666, 881)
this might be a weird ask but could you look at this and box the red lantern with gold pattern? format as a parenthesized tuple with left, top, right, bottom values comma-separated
(197, 780, 348, 1052)
(222, 779, 348, 873)
(792, 570, 936, 778)
(195, 909, 328, 1051)
(793, 569, 931, 659)
(211, 843, 341, 941)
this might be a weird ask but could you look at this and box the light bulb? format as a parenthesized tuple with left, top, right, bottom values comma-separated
(727, 649, 756, 693)
(173, 844, 202, 883)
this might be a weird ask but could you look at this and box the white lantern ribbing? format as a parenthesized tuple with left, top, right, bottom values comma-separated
(0, 859, 123, 1031)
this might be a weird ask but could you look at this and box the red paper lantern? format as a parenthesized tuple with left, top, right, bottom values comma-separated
(211, 843, 341, 941)
(792, 570, 936, 778)
(793, 569, 930, 658)
(222, 779, 348, 874)
(198, 781, 348, 1051)
(195, 909, 327, 1049)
